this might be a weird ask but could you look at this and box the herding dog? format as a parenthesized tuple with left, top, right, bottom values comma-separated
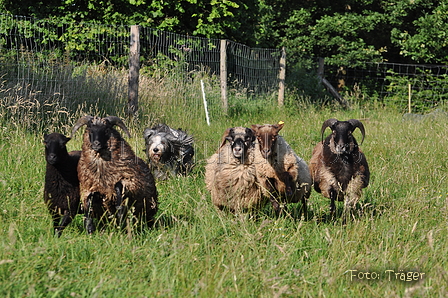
(143, 124, 194, 180)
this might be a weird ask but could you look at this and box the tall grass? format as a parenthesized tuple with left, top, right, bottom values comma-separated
(0, 64, 447, 297)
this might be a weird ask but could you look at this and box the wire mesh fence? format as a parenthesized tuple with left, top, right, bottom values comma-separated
(324, 62, 448, 112)
(0, 14, 282, 119)
(0, 13, 447, 118)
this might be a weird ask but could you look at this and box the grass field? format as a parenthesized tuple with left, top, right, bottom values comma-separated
(0, 71, 447, 297)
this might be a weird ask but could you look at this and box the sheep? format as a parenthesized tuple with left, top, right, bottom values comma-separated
(309, 118, 370, 217)
(205, 127, 265, 212)
(43, 133, 81, 237)
(251, 122, 312, 217)
(71, 115, 158, 234)
(143, 123, 194, 180)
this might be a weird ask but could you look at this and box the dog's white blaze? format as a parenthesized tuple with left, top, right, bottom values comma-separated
(148, 135, 166, 158)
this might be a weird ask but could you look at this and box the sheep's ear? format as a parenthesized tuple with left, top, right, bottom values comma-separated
(250, 124, 260, 133)
(245, 128, 256, 143)
(275, 122, 284, 132)
(220, 128, 233, 148)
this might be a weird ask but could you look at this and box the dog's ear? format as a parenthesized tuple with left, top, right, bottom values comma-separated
(165, 133, 178, 143)
(143, 128, 156, 140)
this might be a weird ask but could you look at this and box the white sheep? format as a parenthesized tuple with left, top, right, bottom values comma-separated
(251, 122, 312, 216)
(205, 127, 265, 212)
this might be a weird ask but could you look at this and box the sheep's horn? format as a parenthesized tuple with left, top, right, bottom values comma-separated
(348, 119, 366, 145)
(320, 118, 338, 143)
(71, 115, 93, 138)
(219, 128, 233, 148)
(104, 116, 131, 138)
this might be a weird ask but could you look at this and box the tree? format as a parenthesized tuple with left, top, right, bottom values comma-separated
(0, 0, 260, 46)
(390, 2, 448, 64)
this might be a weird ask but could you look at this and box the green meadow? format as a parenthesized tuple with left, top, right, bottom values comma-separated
(0, 66, 447, 297)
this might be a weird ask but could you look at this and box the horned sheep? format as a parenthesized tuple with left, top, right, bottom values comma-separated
(251, 122, 312, 216)
(71, 115, 158, 234)
(309, 118, 370, 217)
(205, 127, 265, 212)
(43, 133, 81, 237)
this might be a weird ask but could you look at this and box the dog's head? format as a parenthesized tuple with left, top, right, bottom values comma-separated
(143, 130, 177, 164)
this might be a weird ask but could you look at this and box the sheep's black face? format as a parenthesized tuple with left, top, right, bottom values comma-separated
(44, 133, 69, 165)
(227, 128, 255, 159)
(88, 123, 110, 152)
(330, 122, 357, 155)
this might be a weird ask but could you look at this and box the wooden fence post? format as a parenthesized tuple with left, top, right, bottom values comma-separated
(278, 46, 286, 106)
(220, 39, 228, 114)
(128, 25, 140, 116)
(317, 57, 350, 109)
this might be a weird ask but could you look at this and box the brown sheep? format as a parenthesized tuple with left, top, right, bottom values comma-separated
(251, 122, 312, 216)
(71, 115, 158, 234)
(309, 118, 370, 217)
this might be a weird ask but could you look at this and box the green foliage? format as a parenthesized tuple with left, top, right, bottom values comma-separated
(384, 69, 448, 113)
(285, 57, 330, 105)
(3, 0, 448, 66)
(390, 3, 448, 64)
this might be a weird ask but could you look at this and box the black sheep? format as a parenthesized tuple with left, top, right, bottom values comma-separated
(43, 133, 81, 236)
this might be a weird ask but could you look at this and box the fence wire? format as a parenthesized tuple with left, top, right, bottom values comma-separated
(0, 14, 282, 110)
(325, 62, 448, 112)
(0, 14, 447, 115)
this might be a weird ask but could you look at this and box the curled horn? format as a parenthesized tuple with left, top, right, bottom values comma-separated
(103, 116, 131, 138)
(71, 115, 94, 138)
(347, 119, 366, 145)
(219, 128, 233, 149)
(320, 118, 338, 143)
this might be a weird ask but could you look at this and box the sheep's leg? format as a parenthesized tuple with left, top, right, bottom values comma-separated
(266, 178, 281, 214)
(301, 196, 308, 220)
(51, 212, 62, 235)
(56, 210, 73, 237)
(269, 196, 280, 214)
(329, 188, 337, 218)
(84, 194, 95, 234)
(115, 182, 127, 228)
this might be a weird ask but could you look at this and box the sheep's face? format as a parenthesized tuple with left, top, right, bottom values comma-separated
(251, 123, 284, 159)
(328, 121, 358, 155)
(225, 127, 255, 160)
(44, 133, 70, 165)
(87, 119, 112, 152)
